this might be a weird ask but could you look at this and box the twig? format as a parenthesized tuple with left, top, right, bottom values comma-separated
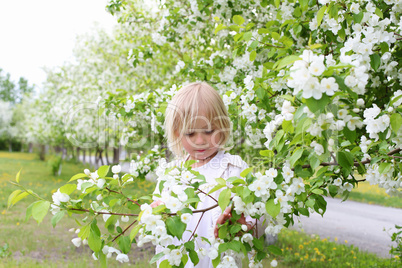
(188, 212, 205, 242)
(112, 220, 137, 242)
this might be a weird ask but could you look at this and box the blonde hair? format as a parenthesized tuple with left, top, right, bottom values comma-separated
(164, 82, 231, 157)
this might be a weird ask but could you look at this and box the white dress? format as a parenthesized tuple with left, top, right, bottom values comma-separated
(154, 150, 250, 267)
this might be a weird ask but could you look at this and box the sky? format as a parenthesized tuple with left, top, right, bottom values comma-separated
(0, 0, 116, 91)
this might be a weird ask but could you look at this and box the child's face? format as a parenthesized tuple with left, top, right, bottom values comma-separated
(179, 114, 221, 166)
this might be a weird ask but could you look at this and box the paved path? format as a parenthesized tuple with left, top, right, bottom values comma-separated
(292, 197, 402, 257)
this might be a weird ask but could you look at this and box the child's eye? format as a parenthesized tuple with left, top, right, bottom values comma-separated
(185, 132, 194, 136)
(205, 130, 214, 134)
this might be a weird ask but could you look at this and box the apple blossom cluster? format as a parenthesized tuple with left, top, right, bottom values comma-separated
(365, 164, 402, 197)
(363, 104, 390, 140)
(287, 50, 339, 100)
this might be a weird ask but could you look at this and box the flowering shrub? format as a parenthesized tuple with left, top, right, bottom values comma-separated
(8, 0, 402, 267)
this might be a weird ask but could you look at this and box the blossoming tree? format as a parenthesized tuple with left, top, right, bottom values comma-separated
(8, 0, 402, 267)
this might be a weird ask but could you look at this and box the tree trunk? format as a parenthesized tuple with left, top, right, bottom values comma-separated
(113, 146, 120, 164)
(8, 140, 12, 152)
(39, 144, 46, 161)
(29, 143, 33, 153)
(76, 147, 80, 161)
(98, 149, 105, 166)
(105, 147, 110, 165)
(83, 149, 86, 164)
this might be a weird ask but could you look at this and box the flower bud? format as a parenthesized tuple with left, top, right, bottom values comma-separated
(356, 98, 364, 107)
(84, 169, 90, 175)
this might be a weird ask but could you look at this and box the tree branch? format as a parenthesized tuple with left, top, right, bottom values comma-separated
(112, 220, 137, 242)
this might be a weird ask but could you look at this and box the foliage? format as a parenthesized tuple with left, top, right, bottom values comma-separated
(0, 243, 11, 258)
(390, 225, 402, 262)
(7, 0, 402, 267)
(0, 68, 34, 104)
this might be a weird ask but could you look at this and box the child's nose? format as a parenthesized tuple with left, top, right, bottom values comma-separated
(194, 133, 205, 144)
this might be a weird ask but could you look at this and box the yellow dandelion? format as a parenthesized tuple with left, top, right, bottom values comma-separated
(299, 245, 304, 249)
(394, 256, 399, 259)
(1, 210, 6, 215)
(351, 250, 354, 254)
(16, 222, 20, 226)
(329, 259, 332, 262)
(311, 258, 316, 262)
(295, 253, 300, 256)
(322, 238, 327, 242)
(314, 247, 319, 251)
(334, 237, 338, 241)
(345, 240, 348, 244)
(304, 254, 309, 259)
(300, 258, 304, 261)
(353, 256, 357, 259)
(333, 247, 337, 250)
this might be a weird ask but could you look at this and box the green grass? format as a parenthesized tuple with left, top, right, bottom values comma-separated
(0, 151, 156, 267)
(273, 229, 400, 267)
(346, 181, 402, 208)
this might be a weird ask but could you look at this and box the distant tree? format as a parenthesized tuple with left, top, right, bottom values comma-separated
(0, 68, 34, 103)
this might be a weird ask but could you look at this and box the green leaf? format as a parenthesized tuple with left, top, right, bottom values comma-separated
(97, 165, 110, 177)
(16, 169, 22, 183)
(274, 55, 301, 70)
(233, 15, 245, 25)
(32, 200, 50, 224)
(343, 127, 356, 143)
(78, 224, 91, 240)
(8, 190, 21, 208)
(271, 32, 280, 40)
(218, 189, 231, 212)
(208, 184, 226, 195)
(378, 162, 392, 174)
(328, 185, 338, 198)
(150, 252, 165, 264)
(189, 249, 199, 266)
(259, 150, 274, 158)
(249, 50, 257, 62)
(267, 245, 283, 255)
(216, 177, 226, 185)
(252, 237, 264, 250)
(390, 113, 402, 133)
(309, 156, 320, 170)
(336, 151, 354, 171)
(118, 236, 131, 254)
(370, 54, 381, 71)
(240, 167, 253, 178)
(265, 199, 280, 218)
(68, 173, 87, 182)
(317, 5, 327, 27)
(375, 7, 383, 19)
(289, 148, 304, 167)
(215, 24, 227, 34)
(160, 259, 171, 268)
(166, 216, 186, 239)
(25, 202, 34, 222)
(274, 0, 280, 8)
(51, 211, 65, 228)
(59, 184, 76, 195)
(305, 94, 330, 113)
(298, 207, 309, 216)
(218, 224, 228, 239)
(88, 229, 102, 252)
(390, 95, 402, 107)
(129, 224, 141, 242)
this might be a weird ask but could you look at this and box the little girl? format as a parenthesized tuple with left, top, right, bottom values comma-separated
(152, 82, 261, 267)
